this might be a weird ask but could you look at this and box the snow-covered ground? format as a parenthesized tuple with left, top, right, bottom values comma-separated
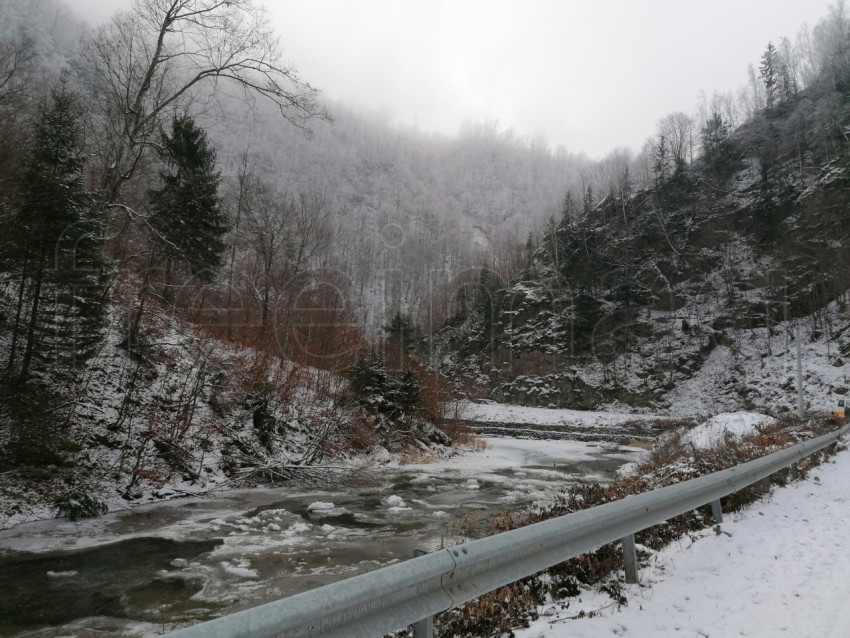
(679, 411, 775, 449)
(5, 405, 842, 637)
(518, 440, 850, 638)
(454, 400, 660, 426)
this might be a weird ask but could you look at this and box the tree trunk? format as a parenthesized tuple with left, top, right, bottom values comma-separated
(19, 243, 47, 383)
(7, 249, 30, 371)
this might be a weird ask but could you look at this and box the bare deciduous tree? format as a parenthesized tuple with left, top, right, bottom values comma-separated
(82, 0, 331, 203)
(657, 111, 696, 169)
(0, 35, 37, 113)
(230, 168, 332, 336)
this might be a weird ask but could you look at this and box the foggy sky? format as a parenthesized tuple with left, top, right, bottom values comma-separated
(69, 0, 836, 158)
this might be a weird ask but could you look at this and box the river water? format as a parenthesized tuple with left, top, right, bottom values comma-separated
(0, 437, 644, 637)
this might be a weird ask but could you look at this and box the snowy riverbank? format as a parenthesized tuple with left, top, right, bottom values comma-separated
(518, 437, 850, 638)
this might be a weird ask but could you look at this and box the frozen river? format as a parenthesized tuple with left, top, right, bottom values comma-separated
(0, 437, 645, 637)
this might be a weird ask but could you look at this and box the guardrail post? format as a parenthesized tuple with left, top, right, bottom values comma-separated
(710, 499, 723, 523)
(411, 549, 434, 638)
(621, 534, 638, 584)
(790, 462, 800, 480)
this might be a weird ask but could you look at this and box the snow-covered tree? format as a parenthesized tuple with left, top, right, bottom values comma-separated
(149, 113, 226, 289)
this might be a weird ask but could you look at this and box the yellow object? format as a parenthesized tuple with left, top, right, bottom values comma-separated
(833, 398, 847, 420)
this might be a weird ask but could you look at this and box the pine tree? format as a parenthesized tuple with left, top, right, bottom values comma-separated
(582, 185, 594, 216)
(652, 134, 670, 185)
(701, 112, 737, 177)
(475, 268, 502, 344)
(383, 311, 418, 352)
(560, 192, 578, 225)
(396, 368, 422, 415)
(4, 86, 104, 382)
(149, 114, 226, 286)
(760, 42, 779, 109)
(349, 349, 391, 414)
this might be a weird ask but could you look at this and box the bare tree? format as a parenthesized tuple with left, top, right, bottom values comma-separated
(813, 0, 850, 89)
(0, 35, 37, 114)
(236, 176, 332, 335)
(81, 0, 331, 203)
(657, 111, 696, 169)
(241, 180, 294, 331)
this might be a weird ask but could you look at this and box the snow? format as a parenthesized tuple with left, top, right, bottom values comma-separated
(8, 409, 843, 636)
(518, 443, 850, 638)
(680, 411, 776, 449)
(404, 436, 639, 476)
(456, 400, 659, 427)
(385, 495, 412, 512)
(220, 560, 259, 579)
(306, 501, 335, 512)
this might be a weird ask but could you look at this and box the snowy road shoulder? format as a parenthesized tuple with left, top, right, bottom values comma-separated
(518, 443, 850, 638)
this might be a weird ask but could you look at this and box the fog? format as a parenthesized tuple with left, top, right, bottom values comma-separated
(66, 0, 836, 156)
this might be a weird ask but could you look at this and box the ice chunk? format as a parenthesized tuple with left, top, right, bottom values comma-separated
(307, 501, 335, 512)
(221, 560, 259, 579)
(288, 521, 311, 534)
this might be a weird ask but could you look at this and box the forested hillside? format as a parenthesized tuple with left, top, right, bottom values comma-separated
(207, 104, 589, 329)
(3, 0, 850, 525)
(0, 0, 482, 524)
(434, 5, 850, 415)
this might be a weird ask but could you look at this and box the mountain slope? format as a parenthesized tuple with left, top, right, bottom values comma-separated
(434, 82, 850, 415)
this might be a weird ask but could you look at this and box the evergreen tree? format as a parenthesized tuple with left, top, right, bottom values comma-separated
(4, 86, 104, 382)
(149, 114, 226, 286)
(395, 368, 422, 415)
(348, 351, 422, 420)
(475, 268, 502, 344)
(701, 112, 738, 177)
(560, 192, 578, 224)
(582, 185, 594, 216)
(383, 311, 418, 354)
(760, 42, 779, 109)
(652, 134, 670, 185)
(349, 349, 390, 413)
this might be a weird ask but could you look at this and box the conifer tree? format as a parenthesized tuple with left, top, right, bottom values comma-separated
(5, 86, 104, 382)
(396, 368, 422, 416)
(760, 42, 779, 109)
(701, 112, 737, 177)
(348, 349, 390, 413)
(652, 134, 670, 185)
(149, 114, 226, 288)
(384, 311, 418, 356)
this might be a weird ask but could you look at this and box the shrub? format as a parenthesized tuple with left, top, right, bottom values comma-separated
(54, 488, 108, 521)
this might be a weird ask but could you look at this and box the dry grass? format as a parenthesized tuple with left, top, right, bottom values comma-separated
(428, 414, 841, 638)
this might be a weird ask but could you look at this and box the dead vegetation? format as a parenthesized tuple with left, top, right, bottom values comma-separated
(404, 415, 841, 638)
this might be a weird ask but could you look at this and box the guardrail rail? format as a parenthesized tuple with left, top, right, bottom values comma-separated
(168, 421, 849, 638)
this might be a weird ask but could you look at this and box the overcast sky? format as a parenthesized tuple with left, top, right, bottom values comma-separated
(68, 0, 836, 158)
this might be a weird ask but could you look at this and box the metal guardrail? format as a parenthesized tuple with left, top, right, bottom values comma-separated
(168, 422, 849, 638)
